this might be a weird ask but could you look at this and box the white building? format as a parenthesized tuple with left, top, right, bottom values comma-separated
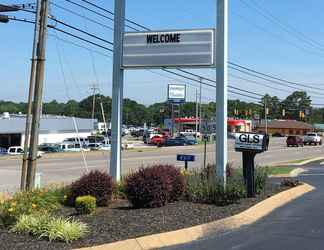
(0, 113, 96, 148)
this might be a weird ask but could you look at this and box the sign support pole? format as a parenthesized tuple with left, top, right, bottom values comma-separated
(110, 0, 125, 182)
(215, 0, 228, 187)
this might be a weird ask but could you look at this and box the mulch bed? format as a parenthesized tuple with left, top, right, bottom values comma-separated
(0, 180, 289, 250)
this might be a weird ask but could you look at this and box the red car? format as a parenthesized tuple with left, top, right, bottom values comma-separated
(286, 135, 304, 147)
(150, 136, 166, 146)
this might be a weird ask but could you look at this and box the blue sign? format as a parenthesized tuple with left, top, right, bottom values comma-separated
(177, 154, 195, 162)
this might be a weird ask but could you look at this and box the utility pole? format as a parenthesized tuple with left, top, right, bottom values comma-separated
(264, 99, 268, 134)
(100, 102, 108, 135)
(90, 83, 99, 123)
(25, 0, 49, 190)
(215, 0, 228, 187)
(110, 0, 125, 182)
(195, 88, 199, 137)
(21, 0, 41, 191)
(171, 103, 175, 137)
(199, 78, 202, 134)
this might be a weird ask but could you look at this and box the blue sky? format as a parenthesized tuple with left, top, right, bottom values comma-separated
(1, 0, 324, 105)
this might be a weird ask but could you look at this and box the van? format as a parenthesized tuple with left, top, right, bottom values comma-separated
(59, 143, 90, 152)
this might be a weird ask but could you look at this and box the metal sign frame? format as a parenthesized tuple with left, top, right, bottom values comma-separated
(122, 28, 216, 69)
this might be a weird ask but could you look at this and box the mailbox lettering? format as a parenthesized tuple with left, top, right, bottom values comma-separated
(239, 134, 260, 144)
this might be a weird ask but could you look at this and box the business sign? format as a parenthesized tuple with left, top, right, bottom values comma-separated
(177, 154, 195, 162)
(122, 29, 215, 68)
(235, 133, 265, 152)
(168, 84, 186, 103)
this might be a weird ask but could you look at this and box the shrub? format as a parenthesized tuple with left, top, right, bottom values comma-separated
(185, 171, 245, 206)
(281, 178, 300, 187)
(200, 163, 235, 180)
(125, 165, 173, 208)
(158, 164, 185, 202)
(75, 196, 96, 215)
(113, 181, 127, 200)
(0, 188, 61, 227)
(67, 170, 113, 207)
(11, 213, 88, 243)
(255, 167, 269, 193)
(44, 217, 88, 243)
(11, 212, 51, 236)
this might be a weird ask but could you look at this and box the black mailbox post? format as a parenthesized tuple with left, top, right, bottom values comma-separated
(235, 132, 269, 198)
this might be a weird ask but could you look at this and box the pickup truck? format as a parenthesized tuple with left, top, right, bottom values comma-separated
(303, 132, 322, 145)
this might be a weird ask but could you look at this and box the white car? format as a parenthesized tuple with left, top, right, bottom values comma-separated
(7, 146, 44, 158)
(303, 132, 322, 145)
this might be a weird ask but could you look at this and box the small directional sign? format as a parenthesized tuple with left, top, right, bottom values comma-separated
(177, 154, 195, 162)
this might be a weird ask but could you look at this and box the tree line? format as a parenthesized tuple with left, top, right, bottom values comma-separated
(0, 91, 323, 126)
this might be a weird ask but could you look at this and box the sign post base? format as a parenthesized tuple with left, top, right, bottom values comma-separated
(242, 151, 257, 198)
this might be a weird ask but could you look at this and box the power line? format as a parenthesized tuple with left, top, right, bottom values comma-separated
(50, 2, 114, 31)
(63, 0, 138, 31)
(49, 16, 113, 46)
(65, 0, 324, 98)
(241, 0, 324, 53)
(229, 62, 324, 92)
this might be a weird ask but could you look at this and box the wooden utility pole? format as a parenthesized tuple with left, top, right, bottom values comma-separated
(25, 0, 49, 190)
(21, 0, 41, 190)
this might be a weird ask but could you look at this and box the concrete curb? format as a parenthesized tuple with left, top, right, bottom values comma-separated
(269, 167, 307, 178)
(75, 183, 315, 250)
(273, 156, 324, 166)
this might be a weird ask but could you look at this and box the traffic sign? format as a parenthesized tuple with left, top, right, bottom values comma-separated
(122, 29, 215, 68)
(177, 154, 195, 162)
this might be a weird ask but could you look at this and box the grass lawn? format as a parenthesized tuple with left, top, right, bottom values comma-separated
(267, 166, 295, 175)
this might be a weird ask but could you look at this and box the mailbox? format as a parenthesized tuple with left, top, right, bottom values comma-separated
(234, 132, 269, 198)
(235, 132, 269, 153)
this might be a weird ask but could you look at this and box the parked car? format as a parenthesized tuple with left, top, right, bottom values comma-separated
(179, 130, 201, 138)
(63, 137, 88, 146)
(131, 129, 144, 137)
(303, 132, 322, 145)
(7, 146, 44, 158)
(164, 138, 186, 147)
(150, 135, 166, 146)
(286, 135, 304, 147)
(0, 147, 7, 155)
(272, 132, 284, 137)
(59, 143, 90, 152)
(87, 143, 102, 151)
(176, 135, 197, 145)
(39, 144, 62, 153)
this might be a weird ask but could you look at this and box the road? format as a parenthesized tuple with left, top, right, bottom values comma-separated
(166, 160, 324, 250)
(0, 138, 324, 191)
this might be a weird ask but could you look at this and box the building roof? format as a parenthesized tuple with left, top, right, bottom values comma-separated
(257, 120, 313, 130)
(0, 114, 96, 134)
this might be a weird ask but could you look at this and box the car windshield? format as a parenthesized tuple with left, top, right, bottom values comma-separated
(307, 133, 317, 136)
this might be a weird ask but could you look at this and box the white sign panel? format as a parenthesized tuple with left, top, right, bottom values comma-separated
(122, 29, 215, 68)
(235, 133, 264, 151)
(168, 84, 186, 102)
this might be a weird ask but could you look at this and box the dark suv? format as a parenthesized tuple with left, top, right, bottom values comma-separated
(286, 135, 304, 147)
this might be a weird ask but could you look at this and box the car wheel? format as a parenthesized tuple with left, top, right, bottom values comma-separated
(320, 141, 322, 146)
(287, 144, 289, 147)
